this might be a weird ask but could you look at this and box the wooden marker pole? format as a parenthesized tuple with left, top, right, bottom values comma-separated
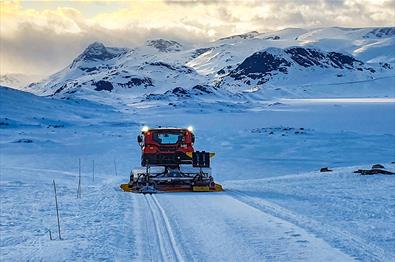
(53, 180, 62, 240)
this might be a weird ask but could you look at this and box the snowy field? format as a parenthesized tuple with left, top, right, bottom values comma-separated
(1, 88, 395, 261)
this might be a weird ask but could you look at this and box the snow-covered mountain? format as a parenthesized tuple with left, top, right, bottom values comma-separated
(26, 27, 395, 106)
(0, 73, 43, 89)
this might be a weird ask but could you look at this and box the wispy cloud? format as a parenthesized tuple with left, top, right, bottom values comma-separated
(0, 0, 394, 75)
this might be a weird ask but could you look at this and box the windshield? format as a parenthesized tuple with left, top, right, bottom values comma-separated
(152, 132, 182, 144)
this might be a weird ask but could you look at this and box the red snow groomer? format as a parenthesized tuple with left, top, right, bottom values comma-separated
(120, 126, 223, 193)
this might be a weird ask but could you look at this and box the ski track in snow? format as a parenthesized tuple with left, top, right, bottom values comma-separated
(227, 190, 392, 262)
(144, 194, 184, 262)
(149, 192, 354, 261)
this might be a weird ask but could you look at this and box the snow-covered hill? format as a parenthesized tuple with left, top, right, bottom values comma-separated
(26, 27, 395, 107)
(218, 46, 379, 91)
(0, 86, 128, 129)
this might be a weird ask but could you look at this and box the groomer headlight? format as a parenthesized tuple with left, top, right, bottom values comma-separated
(141, 126, 149, 132)
(187, 126, 193, 132)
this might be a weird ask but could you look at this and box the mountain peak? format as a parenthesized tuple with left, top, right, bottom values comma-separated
(70, 42, 127, 67)
(86, 41, 106, 50)
(146, 39, 183, 52)
(79, 41, 111, 60)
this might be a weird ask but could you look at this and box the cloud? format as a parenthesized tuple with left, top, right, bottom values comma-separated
(0, 0, 394, 76)
(0, 21, 212, 75)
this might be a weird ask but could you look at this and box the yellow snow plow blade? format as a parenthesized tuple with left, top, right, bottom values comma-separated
(120, 183, 132, 192)
(193, 183, 223, 192)
(120, 183, 223, 193)
(186, 152, 215, 158)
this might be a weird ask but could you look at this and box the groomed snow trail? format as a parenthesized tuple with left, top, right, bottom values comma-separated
(143, 194, 184, 262)
(135, 192, 353, 261)
(227, 189, 393, 262)
(0, 166, 387, 261)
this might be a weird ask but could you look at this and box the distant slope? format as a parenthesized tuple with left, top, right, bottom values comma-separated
(0, 86, 123, 128)
(0, 74, 43, 89)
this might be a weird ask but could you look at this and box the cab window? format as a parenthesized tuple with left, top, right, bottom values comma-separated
(153, 132, 181, 144)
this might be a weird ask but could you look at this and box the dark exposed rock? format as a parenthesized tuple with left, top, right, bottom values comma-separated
(320, 167, 333, 172)
(145, 93, 163, 101)
(149, 61, 176, 70)
(79, 67, 99, 73)
(381, 63, 392, 69)
(47, 124, 64, 128)
(217, 69, 226, 75)
(13, 139, 33, 143)
(146, 85, 214, 100)
(327, 52, 360, 69)
(192, 85, 213, 94)
(146, 87, 192, 100)
(165, 87, 190, 97)
(285, 47, 325, 67)
(285, 47, 362, 69)
(148, 62, 193, 73)
(226, 47, 367, 84)
(264, 35, 280, 40)
(118, 77, 153, 88)
(372, 164, 385, 169)
(191, 47, 213, 58)
(251, 127, 309, 135)
(268, 102, 284, 107)
(229, 50, 291, 80)
(93, 80, 114, 92)
(146, 39, 182, 52)
(54, 85, 67, 95)
(354, 169, 394, 175)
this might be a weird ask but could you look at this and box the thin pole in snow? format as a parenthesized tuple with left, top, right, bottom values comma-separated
(77, 158, 81, 199)
(53, 180, 62, 240)
(114, 160, 118, 176)
(92, 160, 95, 182)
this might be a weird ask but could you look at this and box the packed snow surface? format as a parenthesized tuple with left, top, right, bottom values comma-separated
(1, 87, 394, 261)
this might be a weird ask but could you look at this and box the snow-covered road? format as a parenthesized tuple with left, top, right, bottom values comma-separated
(1, 169, 353, 261)
(2, 163, 394, 261)
(143, 192, 352, 261)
